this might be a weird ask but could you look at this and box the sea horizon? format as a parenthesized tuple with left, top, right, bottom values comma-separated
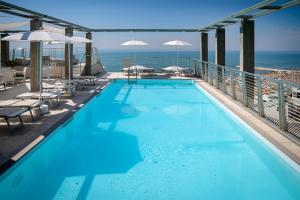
(98, 50, 300, 72)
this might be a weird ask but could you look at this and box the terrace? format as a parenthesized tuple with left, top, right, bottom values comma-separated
(0, 0, 300, 199)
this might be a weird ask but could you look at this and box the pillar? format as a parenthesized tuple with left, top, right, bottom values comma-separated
(201, 32, 208, 78)
(240, 20, 254, 73)
(215, 28, 225, 88)
(1, 33, 10, 67)
(30, 19, 43, 92)
(65, 27, 73, 79)
(240, 20, 255, 107)
(85, 32, 92, 75)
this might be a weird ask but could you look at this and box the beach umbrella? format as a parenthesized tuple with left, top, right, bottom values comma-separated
(163, 39, 192, 68)
(123, 65, 152, 71)
(1, 30, 71, 100)
(1, 30, 71, 42)
(44, 35, 93, 81)
(68, 36, 93, 43)
(121, 40, 149, 65)
(66, 36, 93, 82)
(162, 66, 185, 72)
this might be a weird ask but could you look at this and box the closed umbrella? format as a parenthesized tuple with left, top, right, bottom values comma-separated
(163, 39, 192, 70)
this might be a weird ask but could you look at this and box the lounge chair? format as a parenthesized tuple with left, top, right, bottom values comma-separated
(14, 67, 28, 83)
(0, 99, 45, 120)
(43, 83, 76, 96)
(73, 75, 97, 85)
(0, 107, 29, 132)
(15, 92, 61, 106)
(59, 79, 87, 89)
(0, 81, 6, 91)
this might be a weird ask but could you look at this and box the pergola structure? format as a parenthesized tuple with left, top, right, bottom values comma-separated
(0, 0, 299, 91)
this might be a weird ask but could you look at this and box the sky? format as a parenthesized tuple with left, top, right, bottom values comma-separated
(1, 0, 300, 51)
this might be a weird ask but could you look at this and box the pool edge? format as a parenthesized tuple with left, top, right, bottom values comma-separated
(195, 80, 300, 171)
(0, 81, 112, 176)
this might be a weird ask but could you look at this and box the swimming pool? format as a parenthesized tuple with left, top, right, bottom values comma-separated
(0, 79, 300, 200)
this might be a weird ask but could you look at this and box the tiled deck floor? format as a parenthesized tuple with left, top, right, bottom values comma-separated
(0, 76, 110, 171)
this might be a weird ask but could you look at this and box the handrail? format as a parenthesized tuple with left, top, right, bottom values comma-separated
(192, 58, 300, 140)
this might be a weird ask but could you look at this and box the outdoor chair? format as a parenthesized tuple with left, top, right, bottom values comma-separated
(14, 67, 28, 83)
(73, 75, 97, 85)
(0, 107, 30, 132)
(15, 91, 61, 106)
(0, 99, 45, 120)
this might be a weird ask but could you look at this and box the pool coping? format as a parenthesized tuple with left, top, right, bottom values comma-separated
(196, 80, 300, 166)
(0, 81, 112, 176)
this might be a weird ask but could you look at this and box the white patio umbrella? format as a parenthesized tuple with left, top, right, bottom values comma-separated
(121, 40, 149, 64)
(123, 65, 153, 72)
(163, 39, 192, 69)
(69, 36, 93, 43)
(1, 30, 71, 100)
(1, 30, 71, 42)
(65, 36, 93, 83)
(44, 35, 93, 82)
(121, 40, 149, 76)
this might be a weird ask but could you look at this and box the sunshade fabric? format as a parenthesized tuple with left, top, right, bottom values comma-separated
(121, 40, 149, 46)
(163, 40, 192, 46)
(1, 30, 71, 42)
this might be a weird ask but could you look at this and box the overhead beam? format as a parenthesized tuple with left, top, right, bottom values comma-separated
(259, 5, 281, 9)
(92, 29, 200, 32)
(0, 0, 91, 31)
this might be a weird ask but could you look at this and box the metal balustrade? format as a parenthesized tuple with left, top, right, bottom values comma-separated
(192, 59, 300, 140)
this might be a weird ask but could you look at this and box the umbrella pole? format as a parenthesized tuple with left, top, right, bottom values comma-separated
(68, 43, 71, 83)
(39, 42, 43, 101)
(177, 49, 179, 71)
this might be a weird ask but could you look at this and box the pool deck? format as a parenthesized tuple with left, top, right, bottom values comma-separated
(0, 76, 111, 174)
(196, 80, 300, 165)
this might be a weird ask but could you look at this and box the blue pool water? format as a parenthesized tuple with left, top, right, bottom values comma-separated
(0, 79, 300, 200)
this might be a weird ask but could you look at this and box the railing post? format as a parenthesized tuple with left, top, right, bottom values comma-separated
(192, 60, 196, 76)
(222, 66, 226, 93)
(230, 70, 236, 100)
(209, 64, 213, 85)
(200, 61, 205, 79)
(278, 81, 287, 131)
(205, 63, 209, 82)
(242, 72, 248, 106)
(215, 64, 219, 88)
(257, 76, 264, 117)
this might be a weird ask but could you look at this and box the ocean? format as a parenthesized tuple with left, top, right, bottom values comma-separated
(99, 51, 300, 72)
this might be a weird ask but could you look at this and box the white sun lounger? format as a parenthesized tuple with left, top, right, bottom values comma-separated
(0, 107, 29, 132)
(15, 92, 61, 105)
(0, 99, 45, 120)
(43, 83, 76, 96)
(59, 80, 86, 89)
(73, 75, 97, 85)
